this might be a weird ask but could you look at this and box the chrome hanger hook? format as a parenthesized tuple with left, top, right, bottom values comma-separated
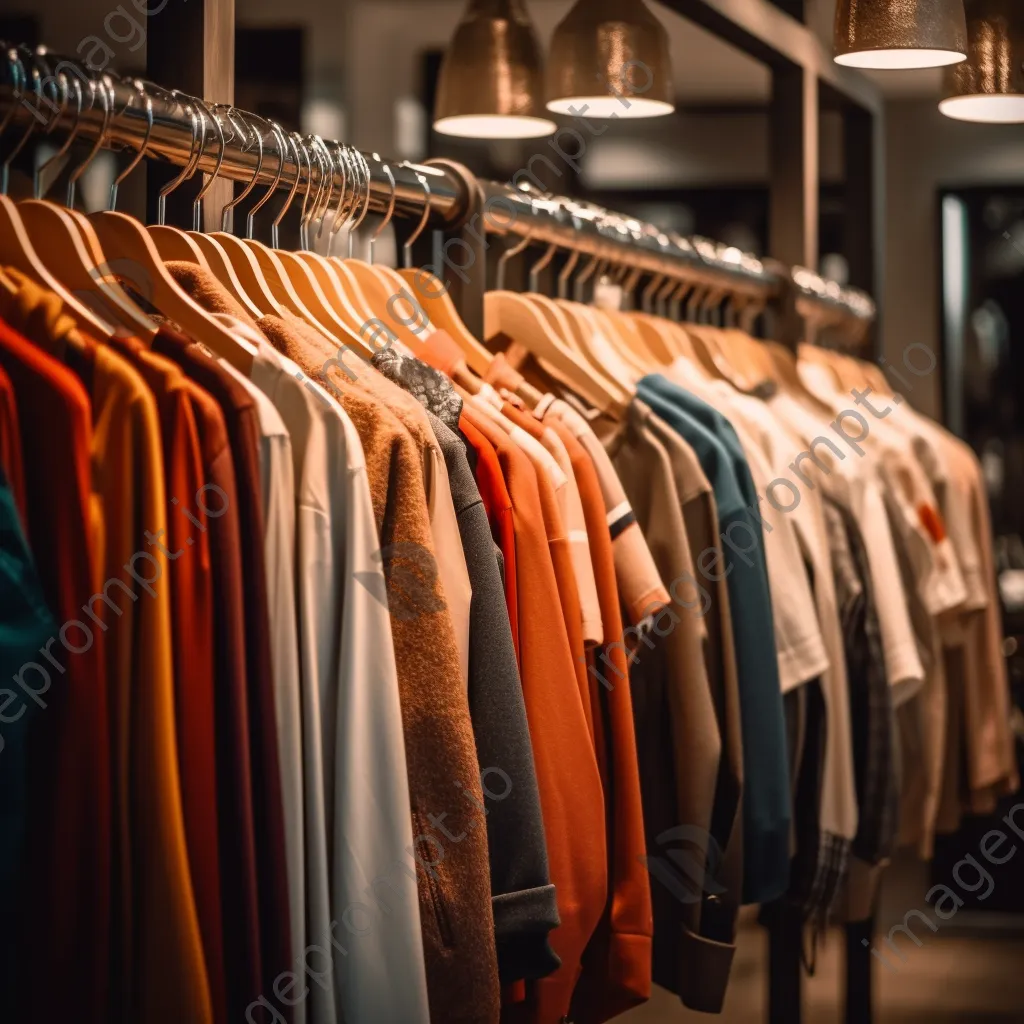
(35, 73, 81, 199)
(327, 143, 357, 256)
(295, 135, 318, 250)
(246, 119, 286, 240)
(2, 52, 39, 196)
(158, 94, 203, 226)
(668, 279, 691, 321)
(573, 253, 601, 304)
(191, 98, 225, 232)
(367, 157, 396, 266)
(312, 137, 336, 243)
(655, 274, 676, 319)
(528, 242, 557, 294)
(641, 272, 665, 315)
(67, 74, 113, 211)
(401, 168, 432, 270)
(496, 231, 532, 292)
(219, 108, 265, 234)
(271, 132, 303, 249)
(109, 79, 152, 211)
(557, 249, 580, 300)
(0, 48, 25, 144)
(346, 149, 373, 259)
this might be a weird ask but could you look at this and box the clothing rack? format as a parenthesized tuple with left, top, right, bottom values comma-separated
(0, 41, 882, 1024)
(0, 46, 875, 339)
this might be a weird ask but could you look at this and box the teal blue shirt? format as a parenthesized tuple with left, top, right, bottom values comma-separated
(638, 374, 791, 904)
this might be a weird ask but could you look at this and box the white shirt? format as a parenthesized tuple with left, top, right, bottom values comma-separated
(251, 342, 430, 1024)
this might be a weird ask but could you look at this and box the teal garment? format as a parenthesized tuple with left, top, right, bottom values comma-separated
(0, 475, 57, 992)
(637, 374, 791, 905)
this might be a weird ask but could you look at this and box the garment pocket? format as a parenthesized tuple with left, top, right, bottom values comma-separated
(413, 807, 455, 949)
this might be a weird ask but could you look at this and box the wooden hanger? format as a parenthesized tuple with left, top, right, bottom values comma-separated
(0, 195, 116, 338)
(485, 238, 626, 413)
(12, 75, 157, 340)
(301, 143, 429, 347)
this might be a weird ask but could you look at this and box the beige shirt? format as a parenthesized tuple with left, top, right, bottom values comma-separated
(541, 396, 671, 625)
(768, 388, 926, 707)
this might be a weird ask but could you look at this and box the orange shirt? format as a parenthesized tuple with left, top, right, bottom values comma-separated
(461, 406, 606, 1024)
(550, 422, 653, 1022)
(497, 403, 595, 740)
(459, 412, 520, 662)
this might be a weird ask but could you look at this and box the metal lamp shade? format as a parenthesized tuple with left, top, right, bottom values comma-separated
(834, 0, 968, 69)
(434, 0, 556, 139)
(546, 0, 675, 119)
(940, 0, 1024, 122)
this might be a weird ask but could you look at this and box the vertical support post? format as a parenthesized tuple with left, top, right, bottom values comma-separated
(845, 918, 874, 1024)
(842, 102, 883, 354)
(769, 63, 819, 272)
(765, 901, 804, 1024)
(145, 0, 235, 228)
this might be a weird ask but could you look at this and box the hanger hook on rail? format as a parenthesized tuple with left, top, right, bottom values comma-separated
(271, 132, 303, 249)
(190, 98, 225, 232)
(346, 149, 373, 259)
(327, 143, 355, 256)
(367, 156, 396, 266)
(67, 74, 113, 211)
(34, 72, 81, 199)
(529, 241, 557, 294)
(573, 253, 601, 304)
(400, 166, 432, 270)
(218, 107, 265, 234)
(2, 51, 40, 196)
(246, 119, 286, 240)
(108, 79, 152, 211)
(557, 250, 580, 300)
(496, 230, 533, 292)
(313, 137, 336, 242)
(157, 93, 203, 226)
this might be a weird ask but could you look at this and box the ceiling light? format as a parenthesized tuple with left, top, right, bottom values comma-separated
(834, 0, 968, 70)
(546, 0, 675, 119)
(434, 0, 556, 139)
(940, 0, 1024, 122)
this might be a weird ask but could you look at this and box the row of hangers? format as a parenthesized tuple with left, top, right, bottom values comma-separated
(0, 44, 886, 426)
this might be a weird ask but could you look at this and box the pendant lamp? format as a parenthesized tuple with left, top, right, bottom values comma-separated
(940, 0, 1024, 122)
(434, 0, 556, 139)
(546, 0, 675, 119)
(834, 0, 968, 69)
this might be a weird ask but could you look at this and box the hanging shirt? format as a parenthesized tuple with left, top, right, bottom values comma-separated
(254, 334, 430, 1024)
(637, 374, 791, 906)
(69, 337, 212, 1024)
(552, 418, 653, 1024)
(372, 349, 561, 984)
(257, 312, 500, 1024)
(153, 328, 292, 1021)
(602, 397, 742, 1015)
(0, 297, 112, 1024)
(461, 403, 606, 1024)
(0, 472, 57, 1011)
(107, 334, 228, 1024)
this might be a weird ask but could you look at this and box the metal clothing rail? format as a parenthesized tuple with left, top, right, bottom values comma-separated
(0, 43, 876, 328)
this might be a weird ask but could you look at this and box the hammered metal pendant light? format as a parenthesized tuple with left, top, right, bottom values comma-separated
(940, 0, 1024, 122)
(546, 0, 675, 119)
(834, 0, 968, 69)
(434, 0, 556, 139)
